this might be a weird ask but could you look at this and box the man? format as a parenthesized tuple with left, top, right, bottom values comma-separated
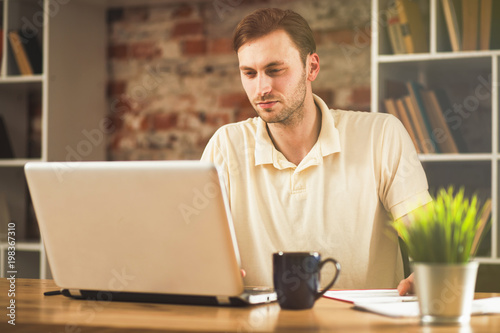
(201, 8, 430, 295)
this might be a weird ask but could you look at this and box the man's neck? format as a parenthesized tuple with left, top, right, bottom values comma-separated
(266, 95, 322, 166)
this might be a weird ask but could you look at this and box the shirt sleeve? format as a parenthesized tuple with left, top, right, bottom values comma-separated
(201, 129, 231, 196)
(377, 115, 432, 220)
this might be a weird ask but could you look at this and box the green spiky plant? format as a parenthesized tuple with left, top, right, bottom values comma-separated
(393, 187, 491, 264)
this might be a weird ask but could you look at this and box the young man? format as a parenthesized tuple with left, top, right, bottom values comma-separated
(201, 8, 430, 294)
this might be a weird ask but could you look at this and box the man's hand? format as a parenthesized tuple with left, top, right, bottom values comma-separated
(397, 273, 414, 296)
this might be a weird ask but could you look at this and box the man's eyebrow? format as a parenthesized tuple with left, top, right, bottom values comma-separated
(264, 61, 285, 68)
(239, 61, 286, 70)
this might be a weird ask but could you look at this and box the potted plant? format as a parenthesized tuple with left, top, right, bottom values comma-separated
(393, 187, 491, 325)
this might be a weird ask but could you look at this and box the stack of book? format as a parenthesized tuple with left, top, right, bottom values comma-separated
(383, 81, 468, 154)
(441, 0, 500, 52)
(386, 0, 429, 54)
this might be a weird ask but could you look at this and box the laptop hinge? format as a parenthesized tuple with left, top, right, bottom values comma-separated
(68, 289, 82, 297)
(216, 296, 231, 305)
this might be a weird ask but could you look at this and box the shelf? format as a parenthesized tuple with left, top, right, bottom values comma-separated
(377, 50, 500, 63)
(419, 154, 494, 162)
(0, 158, 42, 167)
(0, 0, 107, 279)
(476, 257, 500, 264)
(0, 75, 45, 84)
(373, 0, 500, 268)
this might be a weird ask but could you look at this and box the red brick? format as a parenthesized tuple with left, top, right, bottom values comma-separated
(107, 81, 127, 97)
(235, 108, 257, 122)
(218, 92, 251, 109)
(130, 42, 162, 59)
(209, 38, 233, 54)
(182, 40, 207, 56)
(314, 89, 335, 106)
(109, 97, 133, 115)
(206, 112, 231, 127)
(130, 42, 161, 59)
(172, 4, 194, 18)
(109, 113, 124, 133)
(320, 29, 356, 45)
(140, 115, 150, 131)
(123, 7, 149, 22)
(108, 44, 128, 59)
(352, 87, 371, 106)
(152, 113, 178, 130)
(171, 21, 204, 38)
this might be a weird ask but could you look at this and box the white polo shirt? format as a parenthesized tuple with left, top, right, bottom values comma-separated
(201, 94, 431, 289)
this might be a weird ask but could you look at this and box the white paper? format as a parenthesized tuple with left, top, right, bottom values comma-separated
(324, 290, 500, 318)
(323, 289, 417, 304)
(354, 301, 420, 318)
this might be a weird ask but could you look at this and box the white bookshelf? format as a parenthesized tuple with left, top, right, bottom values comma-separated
(371, 0, 500, 267)
(0, 0, 107, 279)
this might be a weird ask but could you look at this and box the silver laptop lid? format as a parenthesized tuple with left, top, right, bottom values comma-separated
(25, 161, 244, 297)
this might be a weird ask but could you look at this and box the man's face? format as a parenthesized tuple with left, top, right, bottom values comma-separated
(237, 30, 309, 126)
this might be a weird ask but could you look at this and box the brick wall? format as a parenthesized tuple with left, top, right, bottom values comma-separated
(107, 0, 371, 161)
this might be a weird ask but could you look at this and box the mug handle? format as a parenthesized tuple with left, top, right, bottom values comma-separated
(315, 258, 341, 299)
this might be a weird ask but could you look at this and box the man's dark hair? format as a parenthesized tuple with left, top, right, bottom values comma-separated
(233, 8, 316, 65)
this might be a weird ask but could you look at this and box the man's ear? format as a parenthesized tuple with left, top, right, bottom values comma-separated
(307, 53, 320, 82)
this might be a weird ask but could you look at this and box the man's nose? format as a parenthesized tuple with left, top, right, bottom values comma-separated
(256, 74, 272, 97)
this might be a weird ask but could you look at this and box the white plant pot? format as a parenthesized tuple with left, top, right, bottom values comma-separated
(412, 261, 479, 325)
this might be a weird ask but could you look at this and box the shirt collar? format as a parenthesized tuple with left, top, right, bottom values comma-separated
(254, 94, 341, 167)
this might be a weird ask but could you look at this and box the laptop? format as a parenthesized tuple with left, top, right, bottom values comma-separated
(25, 160, 276, 306)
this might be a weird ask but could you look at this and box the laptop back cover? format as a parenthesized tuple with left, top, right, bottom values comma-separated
(25, 161, 244, 297)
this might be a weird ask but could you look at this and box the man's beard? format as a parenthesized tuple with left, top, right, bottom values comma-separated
(254, 72, 307, 127)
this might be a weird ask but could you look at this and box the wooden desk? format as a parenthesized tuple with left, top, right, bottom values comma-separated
(1, 278, 499, 332)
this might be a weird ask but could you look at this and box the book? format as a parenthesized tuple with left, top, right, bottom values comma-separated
(479, 0, 492, 50)
(406, 81, 439, 153)
(395, 0, 428, 53)
(385, 98, 422, 153)
(383, 98, 400, 118)
(432, 89, 469, 152)
(441, 0, 462, 52)
(386, 2, 406, 54)
(0, 115, 15, 158)
(18, 29, 43, 75)
(7, 30, 42, 76)
(421, 90, 459, 153)
(395, 98, 422, 153)
(8, 30, 33, 75)
(462, 0, 479, 51)
(403, 95, 433, 153)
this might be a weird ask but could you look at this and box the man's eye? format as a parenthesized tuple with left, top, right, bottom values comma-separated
(268, 68, 283, 75)
(243, 72, 256, 78)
